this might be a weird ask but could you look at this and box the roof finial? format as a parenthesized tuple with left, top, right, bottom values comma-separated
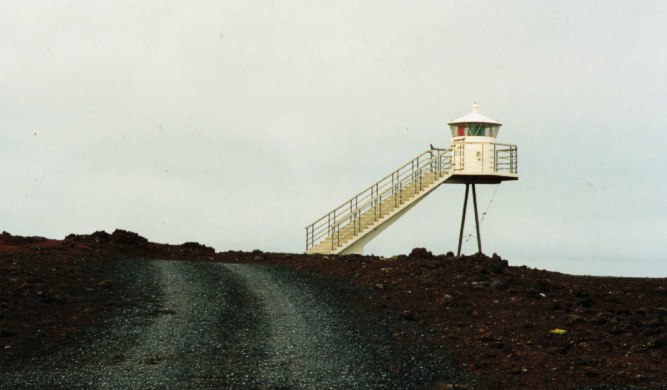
(472, 101, 479, 113)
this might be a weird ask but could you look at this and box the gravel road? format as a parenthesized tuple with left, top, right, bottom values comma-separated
(0, 260, 471, 389)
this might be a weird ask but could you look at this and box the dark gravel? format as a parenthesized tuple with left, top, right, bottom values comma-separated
(0, 260, 471, 389)
(225, 263, 472, 389)
(3, 232, 667, 389)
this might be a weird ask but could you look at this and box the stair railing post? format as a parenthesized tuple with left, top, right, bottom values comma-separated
(429, 149, 433, 174)
(353, 211, 356, 235)
(371, 185, 375, 221)
(440, 150, 444, 174)
(438, 151, 443, 176)
(337, 225, 340, 249)
(355, 210, 358, 234)
(379, 195, 382, 217)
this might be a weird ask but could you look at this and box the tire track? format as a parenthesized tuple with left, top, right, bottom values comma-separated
(224, 263, 379, 388)
(0, 260, 471, 389)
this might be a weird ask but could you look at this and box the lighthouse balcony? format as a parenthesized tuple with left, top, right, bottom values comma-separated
(448, 140, 518, 184)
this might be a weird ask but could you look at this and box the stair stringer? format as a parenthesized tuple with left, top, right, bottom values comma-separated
(336, 172, 453, 255)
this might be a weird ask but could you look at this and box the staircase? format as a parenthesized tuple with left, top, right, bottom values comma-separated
(305, 148, 453, 255)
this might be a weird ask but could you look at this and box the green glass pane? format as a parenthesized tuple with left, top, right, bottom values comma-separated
(467, 124, 485, 136)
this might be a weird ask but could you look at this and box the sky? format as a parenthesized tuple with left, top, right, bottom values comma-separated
(1, 1, 666, 277)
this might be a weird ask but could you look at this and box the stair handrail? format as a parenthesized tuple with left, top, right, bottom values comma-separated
(320, 153, 450, 250)
(319, 148, 450, 243)
(312, 150, 450, 250)
(306, 147, 451, 251)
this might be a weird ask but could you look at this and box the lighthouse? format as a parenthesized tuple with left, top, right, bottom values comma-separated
(447, 102, 517, 184)
(305, 103, 518, 255)
(446, 103, 518, 255)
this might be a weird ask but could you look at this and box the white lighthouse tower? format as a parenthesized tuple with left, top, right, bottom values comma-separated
(446, 102, 518, 255)
(305, 103, 518, 256)
(447, 102, 517, 184)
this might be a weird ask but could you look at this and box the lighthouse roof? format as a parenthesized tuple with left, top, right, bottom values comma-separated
(448, 103, 502, 126)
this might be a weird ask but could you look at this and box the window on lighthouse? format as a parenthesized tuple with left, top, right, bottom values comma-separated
(451, 124, 499, 137)
(469, 124, 494, 136)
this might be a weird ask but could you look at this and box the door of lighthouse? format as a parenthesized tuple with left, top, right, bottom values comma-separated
(452, 138, 489, 173)
(452, 139, 465, 172)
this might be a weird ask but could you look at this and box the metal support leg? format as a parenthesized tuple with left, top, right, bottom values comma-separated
(472, 184, 482, 254)
(457, 184, 470, 257)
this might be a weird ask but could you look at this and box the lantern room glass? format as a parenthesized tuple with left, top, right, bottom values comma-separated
(450, 124, 499, 138)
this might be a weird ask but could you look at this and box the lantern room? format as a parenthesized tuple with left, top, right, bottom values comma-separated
(446, 103, 517, 184)
(448, 102, 501, 138)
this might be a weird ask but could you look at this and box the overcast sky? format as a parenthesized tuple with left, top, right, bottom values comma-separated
(2, 1, 666, 276)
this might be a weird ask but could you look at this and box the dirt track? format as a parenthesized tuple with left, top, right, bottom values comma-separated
(0, 259, 470, 389)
